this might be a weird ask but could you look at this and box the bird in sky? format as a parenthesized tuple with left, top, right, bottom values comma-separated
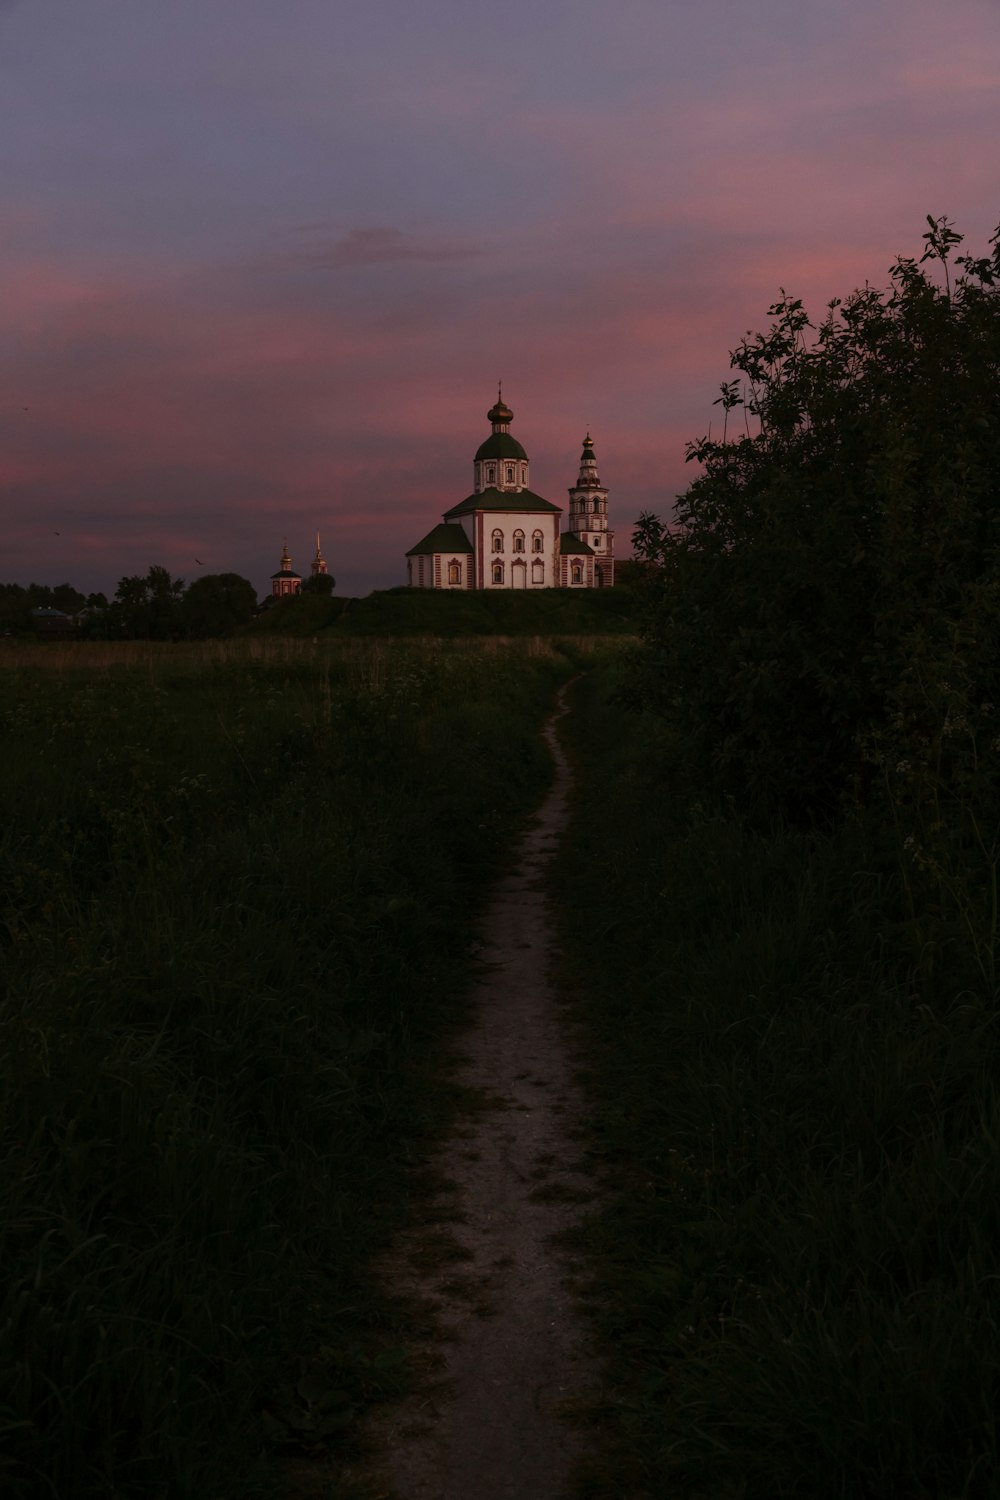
(195, 557, 204, 565)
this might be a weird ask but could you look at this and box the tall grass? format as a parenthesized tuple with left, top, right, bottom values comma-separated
(1, 637, 567, 1498)
(557, 663, 1000, 1499)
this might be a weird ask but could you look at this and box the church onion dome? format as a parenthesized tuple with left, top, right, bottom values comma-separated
(477, 385, 526, 459)
(487, 395, 514, 426)
(475, 431, 528, 461)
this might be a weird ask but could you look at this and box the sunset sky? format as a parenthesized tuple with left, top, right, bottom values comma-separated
(2, 0, 999, 598)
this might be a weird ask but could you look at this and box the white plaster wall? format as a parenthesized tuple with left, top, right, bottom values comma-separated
(482, 510, 560, 588)
(436, 554, 472, 589)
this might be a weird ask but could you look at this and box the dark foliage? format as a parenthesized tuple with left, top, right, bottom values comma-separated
(630, 216, 1000, 821)
(299, 571, 336, 595)
(182, 571, 258, 636)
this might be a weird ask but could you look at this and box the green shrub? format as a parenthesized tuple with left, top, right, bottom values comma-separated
(629, 217, 1000, 822)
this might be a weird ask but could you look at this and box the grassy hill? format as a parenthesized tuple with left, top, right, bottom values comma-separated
(251, 585, 639, 637)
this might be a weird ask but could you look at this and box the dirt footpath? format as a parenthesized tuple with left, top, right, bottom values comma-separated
(353, 679, 599, 1500)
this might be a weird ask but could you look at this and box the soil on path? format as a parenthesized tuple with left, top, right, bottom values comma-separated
(349, 680, 599, 1500)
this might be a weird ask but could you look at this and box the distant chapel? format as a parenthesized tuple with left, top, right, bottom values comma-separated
(270, 533, 329, 598)
(406, 393, 614, 589)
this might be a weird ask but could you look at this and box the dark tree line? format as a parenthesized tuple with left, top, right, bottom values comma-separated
(1, 567, 259, 639)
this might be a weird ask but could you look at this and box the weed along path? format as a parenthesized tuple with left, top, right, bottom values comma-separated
(352, 679, 598, 1500)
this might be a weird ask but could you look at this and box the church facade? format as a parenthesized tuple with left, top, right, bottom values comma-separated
(405, 394, 615, 590)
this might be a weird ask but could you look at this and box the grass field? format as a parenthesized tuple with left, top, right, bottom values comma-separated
(251, 584, 639, 638)
(11, 632, 995, 1498)
(556, 662, 1000, 1500)
(0, 635, 571, 1498)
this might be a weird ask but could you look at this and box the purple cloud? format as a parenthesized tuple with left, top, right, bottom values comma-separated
(308, 227, 486, 269)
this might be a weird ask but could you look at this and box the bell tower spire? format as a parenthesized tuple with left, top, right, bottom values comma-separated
(567, 432, 614, 586)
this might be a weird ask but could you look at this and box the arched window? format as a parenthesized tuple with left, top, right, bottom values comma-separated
(492, 561, 504, 585)
(520, 464, 527, 484)
(492, 529, 503, 553)
(505, 464, 515, 483)
(448, 560, 462, 585)
(571, 562, 583, 585)
(532, 530, 544, 553)
(487, 464, 496, 484)
(513, 529, 525, 552)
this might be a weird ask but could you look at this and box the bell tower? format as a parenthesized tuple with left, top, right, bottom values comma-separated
(567, 434, 614, 586)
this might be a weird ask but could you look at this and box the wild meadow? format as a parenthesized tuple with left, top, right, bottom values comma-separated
(0, 634, 568, 1498)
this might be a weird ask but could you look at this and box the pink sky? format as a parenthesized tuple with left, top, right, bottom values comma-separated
(1, 0, 999, 597)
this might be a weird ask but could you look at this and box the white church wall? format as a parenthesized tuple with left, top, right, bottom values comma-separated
(482, 511, 560, 588)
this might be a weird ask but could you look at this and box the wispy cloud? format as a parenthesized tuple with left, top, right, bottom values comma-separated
(308, 227, 486, 269)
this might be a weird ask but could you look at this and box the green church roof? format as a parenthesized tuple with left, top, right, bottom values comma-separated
(406, 522, 473, 557)
(444, 486, 562, 520)
(474, 432, 528, 462)
(559, 532, 595, 555)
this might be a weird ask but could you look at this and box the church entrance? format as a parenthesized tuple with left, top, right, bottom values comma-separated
(512, 561, 527, 589)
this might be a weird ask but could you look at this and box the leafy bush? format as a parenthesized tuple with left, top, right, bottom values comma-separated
(630, 216, 1000, 821)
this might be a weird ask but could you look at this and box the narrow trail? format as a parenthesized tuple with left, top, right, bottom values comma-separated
(351, 678, 599, 1500)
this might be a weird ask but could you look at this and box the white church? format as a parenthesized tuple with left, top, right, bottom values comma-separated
(406, 392, 615, 589)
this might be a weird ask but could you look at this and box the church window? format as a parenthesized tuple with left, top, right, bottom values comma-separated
(448, 560, 462, 584)
(505, 464, 514, 483)
(593, 535, 601, 546)
(492, 562, 504, 584)
(492, 529, 503, 552)
(521, 465, 527, 483)
(513, 530, 525, 552)
(532, 530, 543, 552)
(487, 464, 496, 484)
(571, 562, 583, 585)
